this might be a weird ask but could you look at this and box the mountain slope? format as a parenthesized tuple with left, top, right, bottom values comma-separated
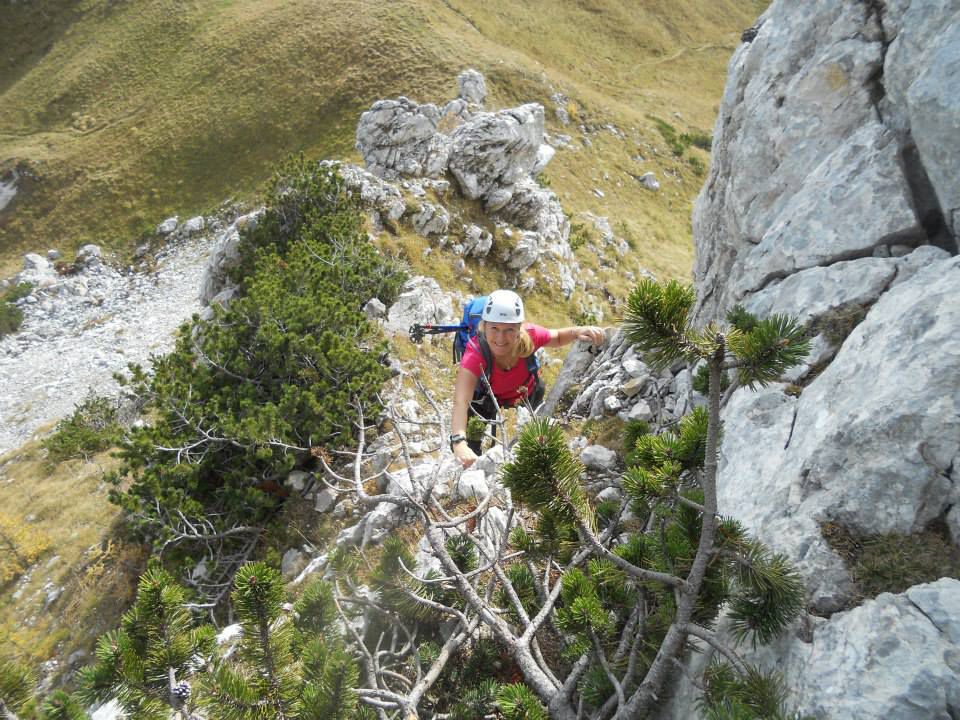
(0, 0, 765, 276)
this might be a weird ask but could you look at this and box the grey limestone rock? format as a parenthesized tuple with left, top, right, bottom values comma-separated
(638, 172, 659, 191)
(356, 97, 451, 180)
(457, 68, 487, 105)
(581, 444, 618, 471)
(493, 178, 569, 246)
(658, 579, 960, 720)
(411, 202, 450, 237)
(743, 256, 899, 326)
(281, 548, 308, 580)
(200, 210, 263, 305)
(157, 216, 179, 235)
(314, 488, 337, 514)
(331, 161, 406, 221)
(384, 276, 455, 337)
(461, 224, 493, 258)
(719, 257, 960, 612)
(447, 104, 545, 201)
(455, 469, 489, 501)
(182, 216, 205, 236)
(363, 297, 386, 319)
(730, 122, 920, 301)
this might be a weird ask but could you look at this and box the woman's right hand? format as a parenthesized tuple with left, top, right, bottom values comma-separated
(454, 442, 478, 469)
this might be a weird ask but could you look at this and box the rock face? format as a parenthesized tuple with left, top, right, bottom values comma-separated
(721, 257, 960, 614)
(661, 579, 960, 720)
(693, 0, 958, 325)
(666, 0, 960, 717)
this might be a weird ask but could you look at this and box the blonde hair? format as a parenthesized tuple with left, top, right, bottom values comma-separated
(478, 321, 535, 361)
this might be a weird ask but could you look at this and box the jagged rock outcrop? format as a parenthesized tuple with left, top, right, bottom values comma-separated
(664, 1, 960, 717)
(382, 276, 455, 337)
(352, 71, 575, 289)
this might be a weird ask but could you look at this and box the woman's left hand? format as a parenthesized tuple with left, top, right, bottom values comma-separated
(576, 326, 606, 345)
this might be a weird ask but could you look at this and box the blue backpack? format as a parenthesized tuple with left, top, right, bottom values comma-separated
(410, 295, 540, 400)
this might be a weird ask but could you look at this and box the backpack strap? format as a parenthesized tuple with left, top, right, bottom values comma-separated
(475, 333, 494, 399)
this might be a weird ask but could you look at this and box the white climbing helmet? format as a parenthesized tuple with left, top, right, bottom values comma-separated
(483, 289, 525, 323)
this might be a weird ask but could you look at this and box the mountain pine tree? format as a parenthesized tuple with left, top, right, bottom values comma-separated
(0, 657, 35, 719)
(198, 561, 361, 720)
(107, 157, 407, 607)
(77, 566, 215, 719)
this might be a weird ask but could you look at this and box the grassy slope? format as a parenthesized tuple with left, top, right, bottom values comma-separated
(0, 0, 765, 278)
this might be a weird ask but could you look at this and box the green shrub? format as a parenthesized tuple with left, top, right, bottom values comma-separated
(0, 282, 31, 338)
(680, 129, 712, 151)
(568, 222, 590, 251)
(43, 395, 123, 464)
(111, 157, 408, 537)
(688, 155, 706, 176)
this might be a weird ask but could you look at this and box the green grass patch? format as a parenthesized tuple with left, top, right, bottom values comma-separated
(822, 519, 960, 606)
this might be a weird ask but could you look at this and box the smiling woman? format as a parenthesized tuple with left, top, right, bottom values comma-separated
(449, 289, 605, 468)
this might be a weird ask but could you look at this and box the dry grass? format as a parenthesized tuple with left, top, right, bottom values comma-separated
(0, 438, 145, 677)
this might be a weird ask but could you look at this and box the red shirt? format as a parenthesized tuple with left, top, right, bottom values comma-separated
(460, 324, 552, 405)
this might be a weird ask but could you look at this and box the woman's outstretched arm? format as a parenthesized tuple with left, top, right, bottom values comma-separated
(545, 325, 605, 349)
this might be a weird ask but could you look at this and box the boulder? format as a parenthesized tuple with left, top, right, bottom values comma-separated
(455, 469, 489, 501)
(157, 216, 179, 235)
(447, 104, 545, 201)
(76, 244, 102, 265)
(638, 172, 660, 191)
(461, 224, 493, 258)
(182, 215, 205, 235)
(581, 444, 618, 471)
(356, 97, 451, 180)
(314, 488, 337, 514)
(383, 276, 455, 336)
(23, 253, 49, 272)
(363, 297, 387, 320)
(457, 69, 487, 105)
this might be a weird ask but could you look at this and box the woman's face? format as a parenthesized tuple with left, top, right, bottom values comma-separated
(485, 322, 520, 358)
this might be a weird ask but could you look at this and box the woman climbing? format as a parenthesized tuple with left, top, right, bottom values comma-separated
(449, 289, 605, 468)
